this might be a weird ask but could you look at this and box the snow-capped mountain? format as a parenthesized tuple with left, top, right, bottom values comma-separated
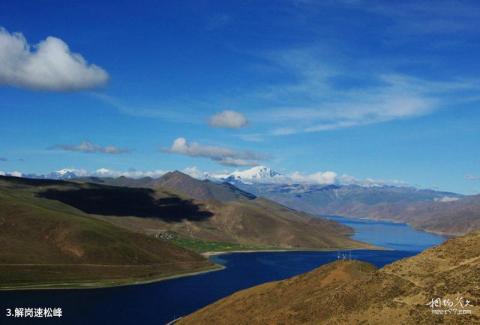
(46, 168, 86, 180)
(8, 168, 167, 180)
(0, 171, 23, 177)
(7, 169, 88, 180)
(214, 166, 283, 184)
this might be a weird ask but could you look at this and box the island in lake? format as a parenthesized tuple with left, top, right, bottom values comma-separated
(0, 172, 372, 290)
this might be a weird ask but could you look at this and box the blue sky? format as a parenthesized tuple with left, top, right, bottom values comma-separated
(0, 0, 479, 194)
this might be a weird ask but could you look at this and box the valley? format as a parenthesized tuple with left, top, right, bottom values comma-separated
(0, 173, 373, 289)
(215, 166, 480, 237)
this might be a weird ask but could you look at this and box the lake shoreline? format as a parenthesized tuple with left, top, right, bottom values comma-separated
(0, 246, 382, 291)
(0, 264, 226, 292)
(0, 217, 445, 325)
(3, 217, 426, 292)
(201, 245, 387, 258)
(324, 215, 455, 238)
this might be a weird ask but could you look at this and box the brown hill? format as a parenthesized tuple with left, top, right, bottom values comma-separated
(155, 171, 256, 202)
(363, 195, 480, 236)
(67, 173, 372, 250)
(180, 231, 480, 324)
(76, 171, 256, 202)
(312, 194, 480, 236)
(0, 176, 214, 289)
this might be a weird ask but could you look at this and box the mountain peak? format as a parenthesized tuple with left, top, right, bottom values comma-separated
(158, 170, 255, 202)
(222, 166, 282, 184)
(162, 170, 190, 179)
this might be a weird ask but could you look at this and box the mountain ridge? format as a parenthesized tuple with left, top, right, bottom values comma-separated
(12, 166, 477, 236)
(0, 174, 372, 253)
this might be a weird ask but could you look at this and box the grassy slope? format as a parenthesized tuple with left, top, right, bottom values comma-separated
(0, 177, 214, 289)
(180, 231, 480, 325)
(169, 235, 272, 253)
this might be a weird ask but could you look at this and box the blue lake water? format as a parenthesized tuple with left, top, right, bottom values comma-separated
(0, 217, 446, 325)
(325, 215, 445, 251)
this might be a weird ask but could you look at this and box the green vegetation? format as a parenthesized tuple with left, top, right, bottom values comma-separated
(168, 234, 273, 253)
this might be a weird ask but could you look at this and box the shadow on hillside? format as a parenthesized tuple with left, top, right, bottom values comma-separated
(0, 175, 66, 187)
(37, 187, 213, 222)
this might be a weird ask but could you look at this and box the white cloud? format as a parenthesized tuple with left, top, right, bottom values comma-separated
(271, 127, 298, 136)
(248, 48, 480, 135)
(339, 0, 480, 35)
(182, 166, 207, 179)
(238, 133, 265, 142)
(93, 168, 165, 178)
(206, 165, 406, 186)
(289, 171, 338, 185)
(51, 141, 130, 154)
(0, 171, 5, 176)
(164, 137, 266, 167)
(209, 110, 248, 128)
(0, 27, 108, 91)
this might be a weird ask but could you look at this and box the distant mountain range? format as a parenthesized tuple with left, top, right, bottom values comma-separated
(8, 166, 480, 236)
(0, 172, 370, 256)
(227, 179, 479, 236)
(211, 167, 479, 236)
(180, 230, 480, 324)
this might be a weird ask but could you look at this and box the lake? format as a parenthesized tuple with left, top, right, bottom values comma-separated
(0, 217, 445, 325)
(325, 215, 446, 251)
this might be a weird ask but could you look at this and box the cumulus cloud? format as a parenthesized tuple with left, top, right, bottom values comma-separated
(51, 141, 130, 154)
(0, 27, 108, 91)
(209, 110, 248, 128)
(182, 166, 207, 179)
(164, 137, 266, 167)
